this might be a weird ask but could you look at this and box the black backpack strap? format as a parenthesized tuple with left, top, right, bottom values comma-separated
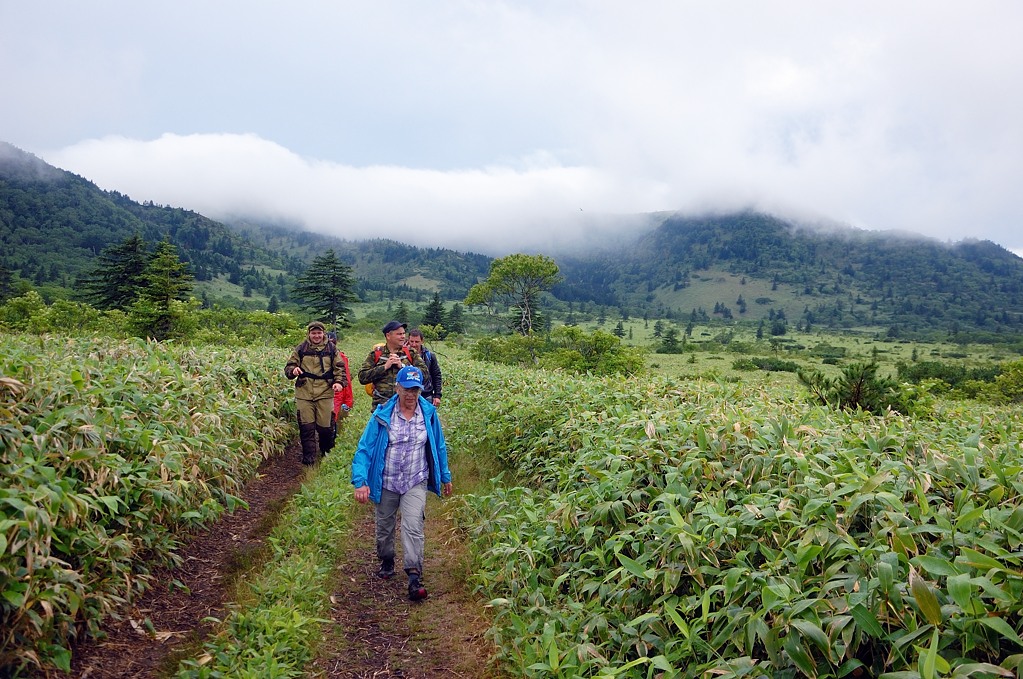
(297, 340, 337, 381)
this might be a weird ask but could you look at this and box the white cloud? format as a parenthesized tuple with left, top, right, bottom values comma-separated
(6, 1, 1022, 257)
(47, 134, 654, 254)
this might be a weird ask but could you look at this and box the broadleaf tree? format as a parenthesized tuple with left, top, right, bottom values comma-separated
(464, 253, 561, 335)
(291, 249, 358, 330)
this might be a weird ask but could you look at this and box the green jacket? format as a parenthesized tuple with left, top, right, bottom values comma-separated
(285, 340, 344, 402)
(357, 344, 428, 407)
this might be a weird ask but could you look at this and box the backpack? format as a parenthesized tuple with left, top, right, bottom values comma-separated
(363, 343, 414, 396)
(296, 340, 338, 381)
(333, 351, 354, 415)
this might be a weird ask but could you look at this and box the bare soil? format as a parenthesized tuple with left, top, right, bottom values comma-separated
(60, 441, 502, 678)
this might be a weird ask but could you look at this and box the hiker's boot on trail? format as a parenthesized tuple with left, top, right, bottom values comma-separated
(299, 423, 318, 465)
(408, 572, 428, 602)
(377, 557, 395, 579)
(316, 424, 335, 456)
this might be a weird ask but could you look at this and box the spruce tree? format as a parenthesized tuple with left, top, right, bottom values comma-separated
(422, 292, 446, 327)
(81, 233, 149, 309)
(446, 303, 466, 334)
(127, 239, 195, 340)
(291, 249, 357, 329)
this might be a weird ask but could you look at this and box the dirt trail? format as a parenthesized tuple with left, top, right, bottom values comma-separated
(61, 443, 501, 678)
(312, 495, 501, 678)
(67, 441, 308, 678)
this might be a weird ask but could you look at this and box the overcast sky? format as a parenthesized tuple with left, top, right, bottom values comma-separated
(3, 2, 1022, 256)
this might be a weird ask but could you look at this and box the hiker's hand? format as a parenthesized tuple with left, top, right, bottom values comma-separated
(291, 367, 302, 377)
(385, 354, 402, 369)
(354, 486, 370, 503)
(332, 382, 343, 392)
(442, 482, 453, 497)
(432, 397, 441, 407)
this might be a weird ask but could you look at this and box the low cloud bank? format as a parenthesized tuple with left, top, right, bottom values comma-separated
(44, 133, 1023, 257)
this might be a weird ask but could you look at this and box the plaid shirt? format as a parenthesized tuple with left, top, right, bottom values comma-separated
(382, 404, 429, 494)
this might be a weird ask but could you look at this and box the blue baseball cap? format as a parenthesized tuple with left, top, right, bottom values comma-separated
(395, 366, 423, 389)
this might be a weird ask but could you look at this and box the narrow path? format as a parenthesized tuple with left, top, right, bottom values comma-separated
(312, 491, 503, 678)
(62, 441, 503, 678)
(68, 441, 308, 678)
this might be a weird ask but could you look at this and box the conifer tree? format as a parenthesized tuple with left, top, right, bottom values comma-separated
(0, 261, 13, 302)
(395, 301, 410, 324)
(446, 303, 466, 334)
(127, 238, 195, 340)
(81, 233, 149, 309)
(291, 249, 357, 329)
(422, 292, 446, 327)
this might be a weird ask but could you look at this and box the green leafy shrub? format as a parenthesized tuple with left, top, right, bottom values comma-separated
(733, 356, 801, 372)
(0, 334, 293, 675)
(446, 360, 1023, 678)
(799, 361, 924, 415)
(470, 326, 644, 376)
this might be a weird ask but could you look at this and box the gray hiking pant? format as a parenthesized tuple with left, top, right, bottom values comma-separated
(375, 483, 427, 575)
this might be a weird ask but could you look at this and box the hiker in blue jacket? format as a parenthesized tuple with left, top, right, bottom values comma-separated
(351, 366, 453, 602)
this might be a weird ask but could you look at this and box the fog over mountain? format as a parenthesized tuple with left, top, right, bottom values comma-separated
(3, 3, 1021, 256)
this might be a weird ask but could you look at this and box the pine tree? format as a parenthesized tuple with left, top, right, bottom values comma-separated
(447, 303, 466, 334)
(81, 233, 150, 309)
(422, 292, 446, 327)
(291, 249, 357, 329)
(395, 301, 410, 324)
(0, 261, 13, 302)
(143, 239, 194, 306)
(127, 239, 195, 340)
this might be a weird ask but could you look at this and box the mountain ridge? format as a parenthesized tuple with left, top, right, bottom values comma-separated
(3, 140, 1023, 337)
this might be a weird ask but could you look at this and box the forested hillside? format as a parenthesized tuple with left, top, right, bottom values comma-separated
(555, 212, 1023, 337)
(5, 140, 1023, 337)
(0, 142, 490, 307)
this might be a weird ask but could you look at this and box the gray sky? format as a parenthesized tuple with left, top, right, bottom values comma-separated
(3, 2, 1022, 256)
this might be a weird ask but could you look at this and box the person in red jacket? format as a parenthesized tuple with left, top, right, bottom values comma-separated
(333, 346, 354, 422)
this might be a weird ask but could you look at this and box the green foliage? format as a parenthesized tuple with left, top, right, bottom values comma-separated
(188, 308, 302, 347)
(422, 291, 446, 328)
(80, 233, 150, 309)
(541, 326, 645, 376)
(125, 240, 196, 340)
(465, 253, 561, 335)
(0, 291, 119, 335)
(656, 326, 683, 354)
(0, 290, 47, 330)
(0, 334, 293, 676)
(445, 360, 1023, 678)
(470, 333, 543, 366)
(799, 361, 925, 416)
(290, 249, 357, 330)
(992, 359, 1023, 403)
(469, 326, 645, 376)
(898, 360, 1002, 390)
(733, 356, 801, 372)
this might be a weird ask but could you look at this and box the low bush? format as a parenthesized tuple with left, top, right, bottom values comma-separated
(0, 335, 293, 675)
